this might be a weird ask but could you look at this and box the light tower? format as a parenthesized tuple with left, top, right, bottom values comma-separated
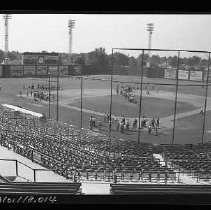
(146, 23, 154, 67)
(68, 19, 75, 64)
(3, 14, 12, 64)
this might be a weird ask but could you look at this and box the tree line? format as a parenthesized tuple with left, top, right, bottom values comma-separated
(0, 48, 209, 71)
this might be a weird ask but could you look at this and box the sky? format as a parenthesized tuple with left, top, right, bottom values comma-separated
(0, 14, 211, 58)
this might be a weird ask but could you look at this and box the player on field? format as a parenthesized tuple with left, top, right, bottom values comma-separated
(156, 117, 160, 127)
(200, 107, 204, 115)
(151, 118, 156, 129)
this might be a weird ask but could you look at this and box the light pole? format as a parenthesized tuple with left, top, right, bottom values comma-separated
(68, 19, 75, 65)
(147, 23, 154, 67)
(3, 14, 12, 64)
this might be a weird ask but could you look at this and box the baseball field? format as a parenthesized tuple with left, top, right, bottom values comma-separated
(0, 75, 210, 145)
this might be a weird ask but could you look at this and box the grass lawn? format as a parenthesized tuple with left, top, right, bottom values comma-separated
(71, 94, 197, 118)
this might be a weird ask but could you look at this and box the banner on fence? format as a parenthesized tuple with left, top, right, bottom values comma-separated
(59, 65, 68, 75)
(178, 70, 189, 80)
(33, 151, 42, 164)
(164, 69, 176, 79)
(10, 65, 24, 77)
(189, 71, 203, 81)
(74, 66, 82, 75)
(37, 65, 47, 76)
(48, 66, 58, 75)
(24, 66, 36, 76)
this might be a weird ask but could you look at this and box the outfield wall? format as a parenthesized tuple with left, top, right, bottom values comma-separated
(164, 68, 205, 82)
(0, 64, 208, 82)
(0, 64, 111, 78)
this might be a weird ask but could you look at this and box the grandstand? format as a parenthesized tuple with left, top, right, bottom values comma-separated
(1, 103, 211, 194)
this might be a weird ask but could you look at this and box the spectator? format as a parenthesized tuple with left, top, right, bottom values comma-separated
(120, 122, 124, 133)
(98, 120, 102, 131)
(122, 115, 125, 124)
(107, 112, 110, 122)
(89, 117, 93, 130)
(126, 120, 130, 132)
(156, 117, 160, 127)
(116, 121, 120, 131)
(148, 124, 152, 134)
(104, 113, 107, 123)
(133, 119, 137, 130)
(124, 123, 127, 133)
(92, 116, 96, 127)
(151, 118, 156, 129)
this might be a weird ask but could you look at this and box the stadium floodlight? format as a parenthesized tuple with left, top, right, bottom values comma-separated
(68, 19, 75, 64)
(146, 23, 154, 67)
(3, 14, 12, 64)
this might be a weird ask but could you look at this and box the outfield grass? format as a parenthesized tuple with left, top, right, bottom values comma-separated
(71, 95, 197, 118)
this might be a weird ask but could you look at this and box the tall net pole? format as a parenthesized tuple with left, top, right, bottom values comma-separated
(138, 50, 145, 144)
(201, 52, 211, 143)
(80, 76, 83, 129)
(109, 48, 114, 143)
(56, 66, 59, 121)
(172, 50, 180, 145)
(3, 14, 12, 64)
(48, 74, 51, 119)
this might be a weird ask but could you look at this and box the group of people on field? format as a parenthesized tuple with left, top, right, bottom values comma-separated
(113, 115, 160, 135)
(89, 116, 102, 131)
(116, 84, 136, 103)
(144, 83, 159, 95)
(21, 83, 62, 102)
(89, 112, 160, 135)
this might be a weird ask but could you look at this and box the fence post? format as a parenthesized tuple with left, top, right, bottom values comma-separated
(34, 169, 36, 182)
(15, 160, 18, 177)
(201, 52, 211, 143)
(172, 50, 180, 145)
(80, 76, 83, 129)
(138, 49, 145, 144)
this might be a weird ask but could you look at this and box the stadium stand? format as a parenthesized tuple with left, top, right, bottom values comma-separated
(0, 105, 177, 184)
(1, 105, 211, 184)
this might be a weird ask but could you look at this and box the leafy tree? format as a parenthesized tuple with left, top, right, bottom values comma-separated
(112, 52, 129, 66)
(0, 50, 5, 63)
(86, 47, 109, 65)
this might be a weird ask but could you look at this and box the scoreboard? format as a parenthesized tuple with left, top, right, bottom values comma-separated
(22, 52, 60, 65)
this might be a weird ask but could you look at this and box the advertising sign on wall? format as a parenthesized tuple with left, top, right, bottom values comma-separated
(48, 66, 58, 75)
(189, 71, 203, 81)
(178, 70, 189, 80)
(74, 65, 82, 75)
(10, 65, 24, 77)
(164, 69, 176, 79)
(59, 65, 68, 75)
(24, 66, 36, 76)
(37, 65, 47, 76)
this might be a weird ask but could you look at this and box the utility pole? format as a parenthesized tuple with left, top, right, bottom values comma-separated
(3, 14, 12, 64)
